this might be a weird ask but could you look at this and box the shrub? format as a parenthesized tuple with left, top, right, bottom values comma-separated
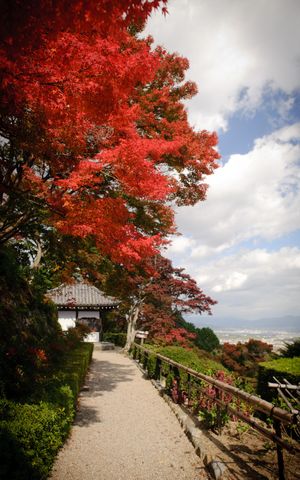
(0, 342, 93, 479)
(0, 246, 64, 400)
(0, 400, 71, 480)
(279, 339, 300, 358)
(64, 323, 92, 348)
(257, 357, 300, 401)
(102, 332, 127, 347)
(132, 344, 238, 431)
(219, 339, 273, 377)
(197, 370, 234, 430)
(156, 346, 226, 375)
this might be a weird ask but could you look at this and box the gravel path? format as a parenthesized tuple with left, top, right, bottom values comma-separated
(50, 346, 205, 480)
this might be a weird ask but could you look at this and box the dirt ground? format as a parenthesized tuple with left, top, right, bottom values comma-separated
(198, 419, 300, 479)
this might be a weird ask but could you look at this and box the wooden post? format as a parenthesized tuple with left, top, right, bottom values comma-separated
(274, 420, 285, 480)
(143, 350, 148, 370)
(174, 366, 181, 404)
(155, 357, 161, 382)
(187, 373, 191, 403)
(216, 387, 222, 434)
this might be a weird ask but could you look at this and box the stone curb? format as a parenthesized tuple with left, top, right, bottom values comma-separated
(149, 377, 228, 480)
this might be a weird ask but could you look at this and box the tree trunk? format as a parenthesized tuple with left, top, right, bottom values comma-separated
(124, 306, 140, 352)
(31, 241, 43, 269)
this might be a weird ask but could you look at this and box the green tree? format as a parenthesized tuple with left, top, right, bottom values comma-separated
(279, 339, 300, 358)
(173, 312, 220, 352)
(195, 327, 220, 352)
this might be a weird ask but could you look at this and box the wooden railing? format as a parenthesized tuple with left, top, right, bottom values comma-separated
(132, 343, 300, 480)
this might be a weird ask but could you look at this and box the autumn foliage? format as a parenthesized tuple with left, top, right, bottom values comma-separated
(105, 254, 216, 348)
(0, 1, 220, 357)
(220, 339, 273, 377)
(0, 0, 219, 267)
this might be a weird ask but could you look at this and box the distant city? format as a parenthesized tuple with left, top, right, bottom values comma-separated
(190, 315, 300, 351)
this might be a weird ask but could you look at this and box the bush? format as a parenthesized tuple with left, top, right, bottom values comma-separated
(156, 346, 226, 375)
(64, 323, 92, 348)
(132, 344, 237, 430)
(0, 246, 64, 399)
(279, 339, 300, 358)
(257, 357, 300, 401)
(102, 332, 127, 347)
(0, 342, 93, 479)
(57, 343, 93, 398)
(0, 400, 71, 480)
(219, 339, 273, 377)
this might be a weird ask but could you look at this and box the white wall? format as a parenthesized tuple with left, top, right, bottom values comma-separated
(84, 332, 100, 342)
(78, 310, 100, 319)
(58, 310, 101, 342)
(58, 310, 76, 331)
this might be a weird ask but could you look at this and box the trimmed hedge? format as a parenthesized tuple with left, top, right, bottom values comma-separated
(257, 356, 300, 401)
(102, 332, 126, 347)
(132, 345, 228, 398)
(0, 400, 71, 480)
(0, 342, 93, 480)
(146, 345, 226, 375)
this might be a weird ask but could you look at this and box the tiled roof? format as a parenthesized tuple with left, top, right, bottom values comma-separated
(47, 282, 118, 308)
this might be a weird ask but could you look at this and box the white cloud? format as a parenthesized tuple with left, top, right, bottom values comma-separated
(146, 2, 300, 322)
(189, 247, 300, 319)
(213, 271, 248, 293)
(165, 124, 300, 319)
(166, 235, 194, 253)
(174, 122, 300, 252)
(146, 0, 300, 131)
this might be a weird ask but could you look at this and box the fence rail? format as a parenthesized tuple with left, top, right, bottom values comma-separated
(132, 343, 300, 480)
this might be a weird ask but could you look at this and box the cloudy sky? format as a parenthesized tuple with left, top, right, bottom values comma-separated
(144, 0, 300, 325)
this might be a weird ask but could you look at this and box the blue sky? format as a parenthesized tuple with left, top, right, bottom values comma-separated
(145, 0, 300, 324)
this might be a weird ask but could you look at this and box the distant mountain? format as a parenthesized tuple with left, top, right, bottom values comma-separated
(190, 315, 300, 332)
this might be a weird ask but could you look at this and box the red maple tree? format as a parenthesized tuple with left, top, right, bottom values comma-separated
(104, 254, 216, 349)
(0, 0, 219, 267)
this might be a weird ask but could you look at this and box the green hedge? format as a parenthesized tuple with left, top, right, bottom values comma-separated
(0, 400, 72, 480)
(257, 356, 300, 401)
(102, 332, 127, 347)
(131, 344, 227, 398)
(62, 343, 93, 397)
(150, 345, 226, 375)
(0, 342, 93, 480)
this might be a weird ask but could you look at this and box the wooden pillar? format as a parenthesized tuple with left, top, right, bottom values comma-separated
(274, 420, 285, 480)
(155, 357, 162, 382)
(99, 308, 103, 341)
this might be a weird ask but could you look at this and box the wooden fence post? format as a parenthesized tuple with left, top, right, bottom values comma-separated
(143, 350, 148, 370)
(216, 387, 222, 434)
(155, 357, 161, 382)
(274, 420, 285, 480)
(187, 373, 191, 404)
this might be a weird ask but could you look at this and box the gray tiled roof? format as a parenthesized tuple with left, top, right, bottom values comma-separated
(48, 282, 118, 308)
